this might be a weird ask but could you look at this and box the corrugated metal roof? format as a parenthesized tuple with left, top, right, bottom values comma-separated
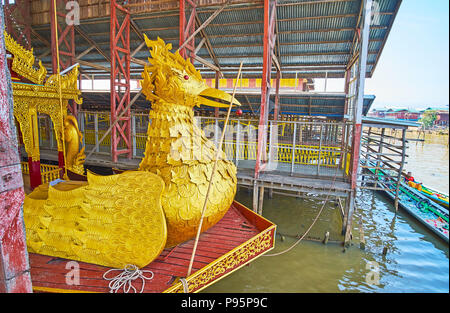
(80, 90, 375, 119)
(362, 116, 421, 128)
(26, 0, 401, 80)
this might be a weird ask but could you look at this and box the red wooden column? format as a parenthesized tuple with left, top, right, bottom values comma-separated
(110, 0, 132, 163)
(179, 0, 197, 61)
(3, 0, 32, 50)
(0, 12, 33, 292)
(255, 0, 277, 179)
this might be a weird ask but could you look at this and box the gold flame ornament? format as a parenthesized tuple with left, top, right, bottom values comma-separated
(139, 36, 240, 247)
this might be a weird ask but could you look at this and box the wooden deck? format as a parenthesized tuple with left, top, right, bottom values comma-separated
(37, 148, 351, 198)
(28, 201, 276, 293)
(237, 168, 351, 198)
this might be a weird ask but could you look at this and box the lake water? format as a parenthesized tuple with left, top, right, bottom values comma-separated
(202, 141, 449, 293)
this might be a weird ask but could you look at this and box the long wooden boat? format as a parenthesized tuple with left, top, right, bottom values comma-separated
(408, 182, 449, 209)
(367, 165, 449, 243)
(28, 200, 276, 293)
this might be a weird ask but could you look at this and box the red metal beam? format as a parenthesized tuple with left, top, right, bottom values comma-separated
(255, 0, 277, 179)
(0, 19, 33, 292)
(110, 0, 132, 163)
(273, 70, 280, 120)
(179, 0, 197, 61)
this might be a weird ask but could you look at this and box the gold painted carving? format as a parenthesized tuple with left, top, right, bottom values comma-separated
(4, 31, 47, 84)
(24, 171, 167, 268)
(164, 227, 276, 293)
(7, 32, 83, 163)
(64, 115, 86, 175)
(22, 36, 244, 270)
(139, 37, 240, 248)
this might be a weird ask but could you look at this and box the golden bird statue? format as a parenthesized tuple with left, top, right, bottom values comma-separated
(63, 115, 86, 176)
(23, 36, 240, 268)
(138, 35, 239, 247)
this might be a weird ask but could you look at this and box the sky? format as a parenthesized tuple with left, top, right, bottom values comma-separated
(315, 0, 450, 110)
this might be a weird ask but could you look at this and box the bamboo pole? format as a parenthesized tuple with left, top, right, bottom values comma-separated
(186, 61, 243, 279)
(52, 0, 68, 179)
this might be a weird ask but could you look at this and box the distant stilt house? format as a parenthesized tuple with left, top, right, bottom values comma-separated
(368, 106, 449, 127)
(435, 111, 449, 127)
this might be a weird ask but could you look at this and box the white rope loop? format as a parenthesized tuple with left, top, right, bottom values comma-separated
(103, 264, 154, 293)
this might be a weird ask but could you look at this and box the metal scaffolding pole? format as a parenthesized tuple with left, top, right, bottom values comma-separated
(179, 0, 197, 61)
(344, 0, 372, 244)
(110, 0, 132, 163)
(255, 0, 277, 179)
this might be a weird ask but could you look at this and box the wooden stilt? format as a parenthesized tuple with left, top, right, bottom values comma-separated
(252, 182, 259, 212)
(344, 192, 355, 247)
(359, 217, 365, 250)
(322, 231, 330, 245)
(258, 186, 264, 215)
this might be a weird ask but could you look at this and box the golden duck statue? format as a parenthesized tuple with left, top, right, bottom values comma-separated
(23, 36, 240, 269)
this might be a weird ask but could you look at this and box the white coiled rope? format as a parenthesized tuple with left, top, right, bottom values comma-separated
(103, 264, 154, 293)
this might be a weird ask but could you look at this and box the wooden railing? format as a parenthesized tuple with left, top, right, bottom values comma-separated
(21, 162, 61, 184)
(37, 111, 352, 177)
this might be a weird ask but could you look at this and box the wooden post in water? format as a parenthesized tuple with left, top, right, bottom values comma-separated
(322, 231, 330, 245)
(359, 216, 365, 250)
(258, 186, 265, 215)
(252, 181, 259, 212)
(394, 129, 407, 211)
(268, 188, 273, 199)
(374, 128, 385, 187)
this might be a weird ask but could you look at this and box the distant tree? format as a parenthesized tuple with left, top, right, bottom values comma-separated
(420, 110, 437, 129)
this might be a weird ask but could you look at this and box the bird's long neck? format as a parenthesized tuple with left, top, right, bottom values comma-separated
(139, 99, 199, 172)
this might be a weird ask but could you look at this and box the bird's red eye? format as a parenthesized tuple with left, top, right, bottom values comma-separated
(184, 75, 189, 80)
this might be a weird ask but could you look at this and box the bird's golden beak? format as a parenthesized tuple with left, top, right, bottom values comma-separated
(198, 88, 241, 108)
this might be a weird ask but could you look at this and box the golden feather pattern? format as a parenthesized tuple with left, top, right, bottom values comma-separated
(24, 171, 167, 268)
(138, 37, 237, 247)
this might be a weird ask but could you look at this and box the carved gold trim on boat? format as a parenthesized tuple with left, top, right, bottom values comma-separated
(163, 224, 276, 293)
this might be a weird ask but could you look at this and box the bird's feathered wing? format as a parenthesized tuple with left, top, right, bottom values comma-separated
(24, 171, 167, 268)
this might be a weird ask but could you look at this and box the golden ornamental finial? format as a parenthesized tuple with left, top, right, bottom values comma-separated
(4, 31, 47, 85)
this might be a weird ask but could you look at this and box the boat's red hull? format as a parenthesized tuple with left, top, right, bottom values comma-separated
(28, 201, 276, 293)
